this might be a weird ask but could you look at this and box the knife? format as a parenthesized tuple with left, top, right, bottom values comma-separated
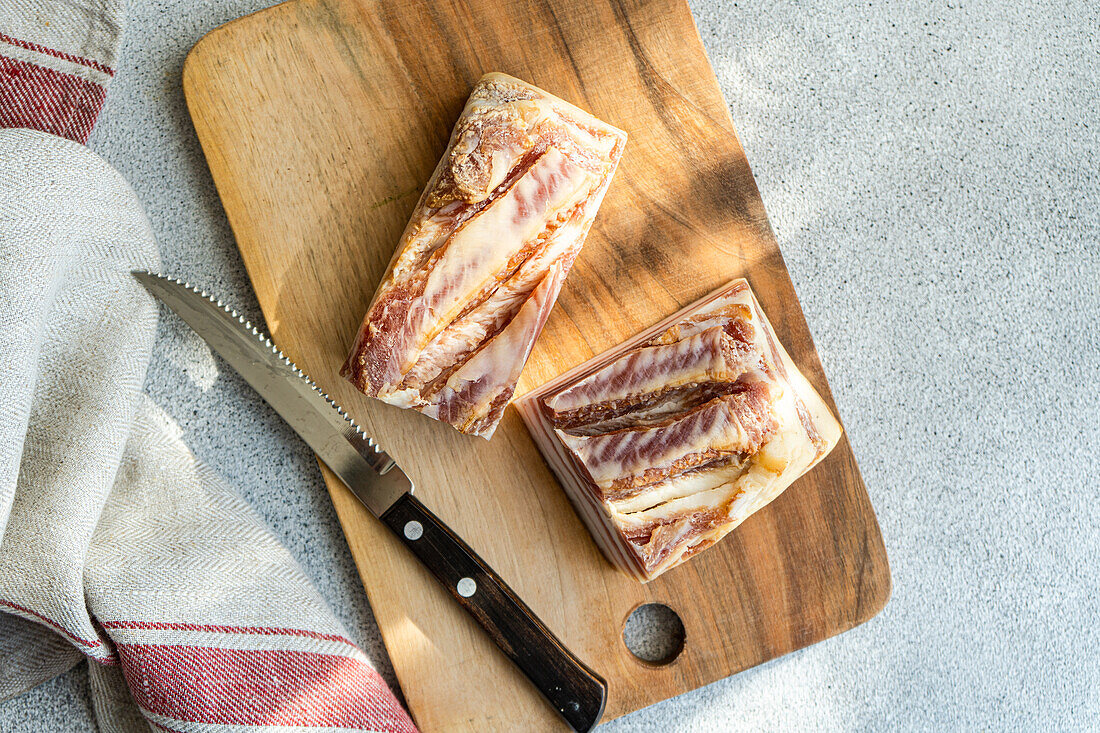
(132, 271, 607, 732)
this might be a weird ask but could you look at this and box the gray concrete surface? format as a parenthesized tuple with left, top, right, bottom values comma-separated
(3, 0, 1099, 730)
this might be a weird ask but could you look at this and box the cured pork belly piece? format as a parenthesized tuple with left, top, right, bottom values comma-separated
(341, 73, 626, 438)
(516, 280, 843, 581)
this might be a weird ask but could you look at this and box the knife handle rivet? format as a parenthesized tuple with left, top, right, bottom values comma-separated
(457, 577, 477, 598)
(403, 520, 423, 541)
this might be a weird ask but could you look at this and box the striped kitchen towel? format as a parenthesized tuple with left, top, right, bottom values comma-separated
(0, 125, 418, 733)
(0, 0, 121, 142)
(0, 2, 420, 729)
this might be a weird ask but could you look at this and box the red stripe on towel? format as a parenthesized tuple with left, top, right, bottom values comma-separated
(100, 619, 356, 646)
(0, 32, 115, 76)
(117, 642, 417, 730)
(0, 55, 106, 142)
(0, 599, 103, 649)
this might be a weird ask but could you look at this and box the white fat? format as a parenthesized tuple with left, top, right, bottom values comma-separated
(404, 215, 588, 389)
(378, 386, 422, 409)
(555, 396, 753, 489)
(433, 264, 565, 430)
(611, 482, 738, 529)
(415, 147, 590, 348)
(547, 327, 734, 413)
(610, 462, 745, 514)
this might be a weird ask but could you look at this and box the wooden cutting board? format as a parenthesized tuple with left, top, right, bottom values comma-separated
(182, 0, 891, 728)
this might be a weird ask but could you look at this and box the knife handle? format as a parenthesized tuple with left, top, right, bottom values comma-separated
(380, 492, 607, 732)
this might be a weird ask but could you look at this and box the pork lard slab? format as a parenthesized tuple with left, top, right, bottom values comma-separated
(516, 280, 843, 581)
(341, 73, 626, 438)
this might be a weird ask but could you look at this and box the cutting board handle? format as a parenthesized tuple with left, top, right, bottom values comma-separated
(381, 492, 607, 731)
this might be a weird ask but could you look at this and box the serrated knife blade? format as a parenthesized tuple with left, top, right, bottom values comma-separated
(131, 270, 411, 515)
(132, 270, 607, 732)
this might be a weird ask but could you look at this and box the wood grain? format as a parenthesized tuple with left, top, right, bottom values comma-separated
(182, 0, 891, 729)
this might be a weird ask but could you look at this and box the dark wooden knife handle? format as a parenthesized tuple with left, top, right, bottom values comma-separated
(380, 492, 607, 732)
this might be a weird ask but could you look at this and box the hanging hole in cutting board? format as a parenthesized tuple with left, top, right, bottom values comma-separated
(622, 603, 685, 665)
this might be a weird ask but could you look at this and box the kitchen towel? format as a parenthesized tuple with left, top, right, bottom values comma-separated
(0, 127, 417, 731)
(0, 0, 122, 142)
